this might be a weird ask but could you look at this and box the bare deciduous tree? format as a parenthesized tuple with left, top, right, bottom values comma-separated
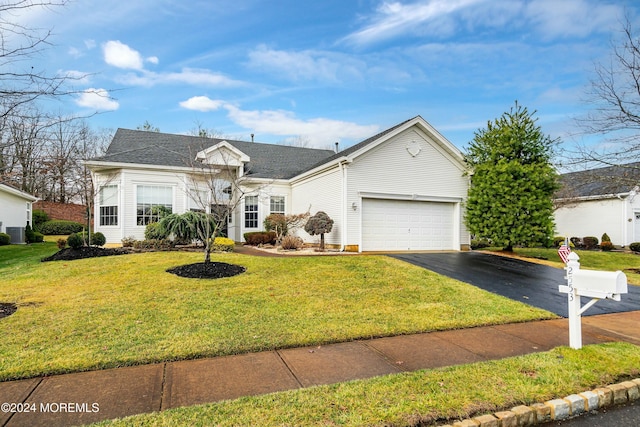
(577, 16, 640, 170)
(0, 1, 85, 120)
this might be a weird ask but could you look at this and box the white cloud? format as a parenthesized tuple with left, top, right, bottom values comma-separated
(343, 0, 484, 45)
(75, 88, 119, 111)
(117, 68, 243, 88)
(84, 39, 96, 50)
(524, 0, 622, 39)
(103, 40, 144, 70)
(164, 68, 241, 86)
(146, 56, 159, 65)
(224, 105, 379, 148)
(343, 0, 623, 46)
(61, 69, 92, 84)
(248, 45, 363, 83)
(179, 96, 225, 112)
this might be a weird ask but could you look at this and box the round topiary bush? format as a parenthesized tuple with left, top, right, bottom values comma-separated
(0, 233, 10, 245)
(67, 232, 84, 249)
(630, 242, 640, 253)
(91, 232, 106, 247)
(583, 236, 599, 250)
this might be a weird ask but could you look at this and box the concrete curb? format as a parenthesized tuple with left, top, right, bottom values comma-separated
(439, 378, 640, 427)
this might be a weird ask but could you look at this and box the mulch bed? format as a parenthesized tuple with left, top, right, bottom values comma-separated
(41, 246, 131, 262)
(166, 262, 246, 279)
(0, 303, 17, 320)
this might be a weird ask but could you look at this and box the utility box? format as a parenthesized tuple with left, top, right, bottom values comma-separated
(572, 270, 628, 301)
(5, 227, 24, 244)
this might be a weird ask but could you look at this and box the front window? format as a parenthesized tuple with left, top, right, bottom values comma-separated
(270, 196, 285, 215)
(99, 185, 119, 226)
(244, 195, 258, 228)
(189, 188, 209, 213)
(137, 185, 173, 225)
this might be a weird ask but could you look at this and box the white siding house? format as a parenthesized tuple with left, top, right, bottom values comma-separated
(554, 163, 640, 246)
(0, 183, 38, 244)
(86, 116, 471, 252)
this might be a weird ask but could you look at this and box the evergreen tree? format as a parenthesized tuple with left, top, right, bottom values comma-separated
(465, 102, 559, 251)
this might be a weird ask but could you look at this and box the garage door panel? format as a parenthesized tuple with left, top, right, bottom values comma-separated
(362, 199, 455, 251)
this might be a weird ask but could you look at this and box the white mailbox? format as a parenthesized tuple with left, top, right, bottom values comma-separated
(572, 269, 627, 301)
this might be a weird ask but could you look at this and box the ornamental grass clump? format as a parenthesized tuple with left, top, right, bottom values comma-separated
(281, 235, 304, 250)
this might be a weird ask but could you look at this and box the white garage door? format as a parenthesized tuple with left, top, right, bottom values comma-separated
(362, 199, 455, 251)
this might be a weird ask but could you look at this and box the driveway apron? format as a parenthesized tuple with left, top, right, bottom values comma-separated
(390, 252, 640, 317)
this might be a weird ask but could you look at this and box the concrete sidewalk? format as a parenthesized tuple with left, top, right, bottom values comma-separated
(1, 311, 639, 427)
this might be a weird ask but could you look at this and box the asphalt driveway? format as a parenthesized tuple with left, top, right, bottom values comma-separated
(390, 252, 640, 317)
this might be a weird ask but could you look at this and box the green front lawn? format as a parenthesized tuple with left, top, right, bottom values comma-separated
(490, 247, 640, 284)
(0, 247, 553, 381)
(95, 342, 640, 427)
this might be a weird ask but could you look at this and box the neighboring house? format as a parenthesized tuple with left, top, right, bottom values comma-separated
(0, 183, 38, 244)
(86, 116, 471, 251)
(554, 162, 640, 246)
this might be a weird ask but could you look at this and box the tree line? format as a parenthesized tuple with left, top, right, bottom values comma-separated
(0, 108, 111, 205)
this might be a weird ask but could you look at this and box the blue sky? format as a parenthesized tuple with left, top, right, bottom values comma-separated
(17, 0, 639, 152)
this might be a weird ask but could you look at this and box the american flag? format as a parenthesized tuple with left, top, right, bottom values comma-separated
(558, 244, 571, 264)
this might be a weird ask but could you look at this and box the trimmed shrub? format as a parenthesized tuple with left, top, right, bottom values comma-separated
(212, 237, 234, 252)
(32, 209, 49, 232)
(583, 236, 599, 250)
(39, 220, 84, 235)
(264, 214, 288, 238)
(132, 239, 174, 250)
(121, 236, 136, 247)
(145, 222, 168, 240)
(570, 237, 582, 248)
(0, 233, 10, 245)
(91, 232, 106, 247)
(25, 223, 36, 243)
(67, 233, 84, 249)
(601, 233, 611, 243)
(56, 238, 67, 249)
(243, 231, 276, 246)
(32, 232, 44, 243)
(630, 242, 640, 253)
(553, 236, 570, 247)
(281, 235, 304, 250)
(600, 241, 614, 251)
(470, 239, 490, 249)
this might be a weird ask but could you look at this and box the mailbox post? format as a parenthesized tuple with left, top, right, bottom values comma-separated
(567, 252, 581, 349)
(559, 252, 628, 349)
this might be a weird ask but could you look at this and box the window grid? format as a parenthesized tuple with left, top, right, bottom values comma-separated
(100, 206, 118, 226)
(99, 185, 118, 226)
(136, 185, 173, 226)
(270, 196, 285, 215)
(244, 196, 258, 228)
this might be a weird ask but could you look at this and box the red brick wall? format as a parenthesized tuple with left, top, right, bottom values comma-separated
(33, 201, 89, 224)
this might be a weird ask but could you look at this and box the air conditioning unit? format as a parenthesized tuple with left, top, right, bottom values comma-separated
(5, 227, 25, 244)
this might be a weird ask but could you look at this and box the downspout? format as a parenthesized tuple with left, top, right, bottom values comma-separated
(617, 192, 630, 246)
(340, 160, 347, 251)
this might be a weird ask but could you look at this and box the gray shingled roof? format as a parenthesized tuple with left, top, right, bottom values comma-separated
(557, 162, 640, 198)
(92, 118, 422, 180)
(93, 129, 336, 179)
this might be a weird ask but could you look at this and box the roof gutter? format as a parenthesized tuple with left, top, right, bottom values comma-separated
(554, 192, 631, 203)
